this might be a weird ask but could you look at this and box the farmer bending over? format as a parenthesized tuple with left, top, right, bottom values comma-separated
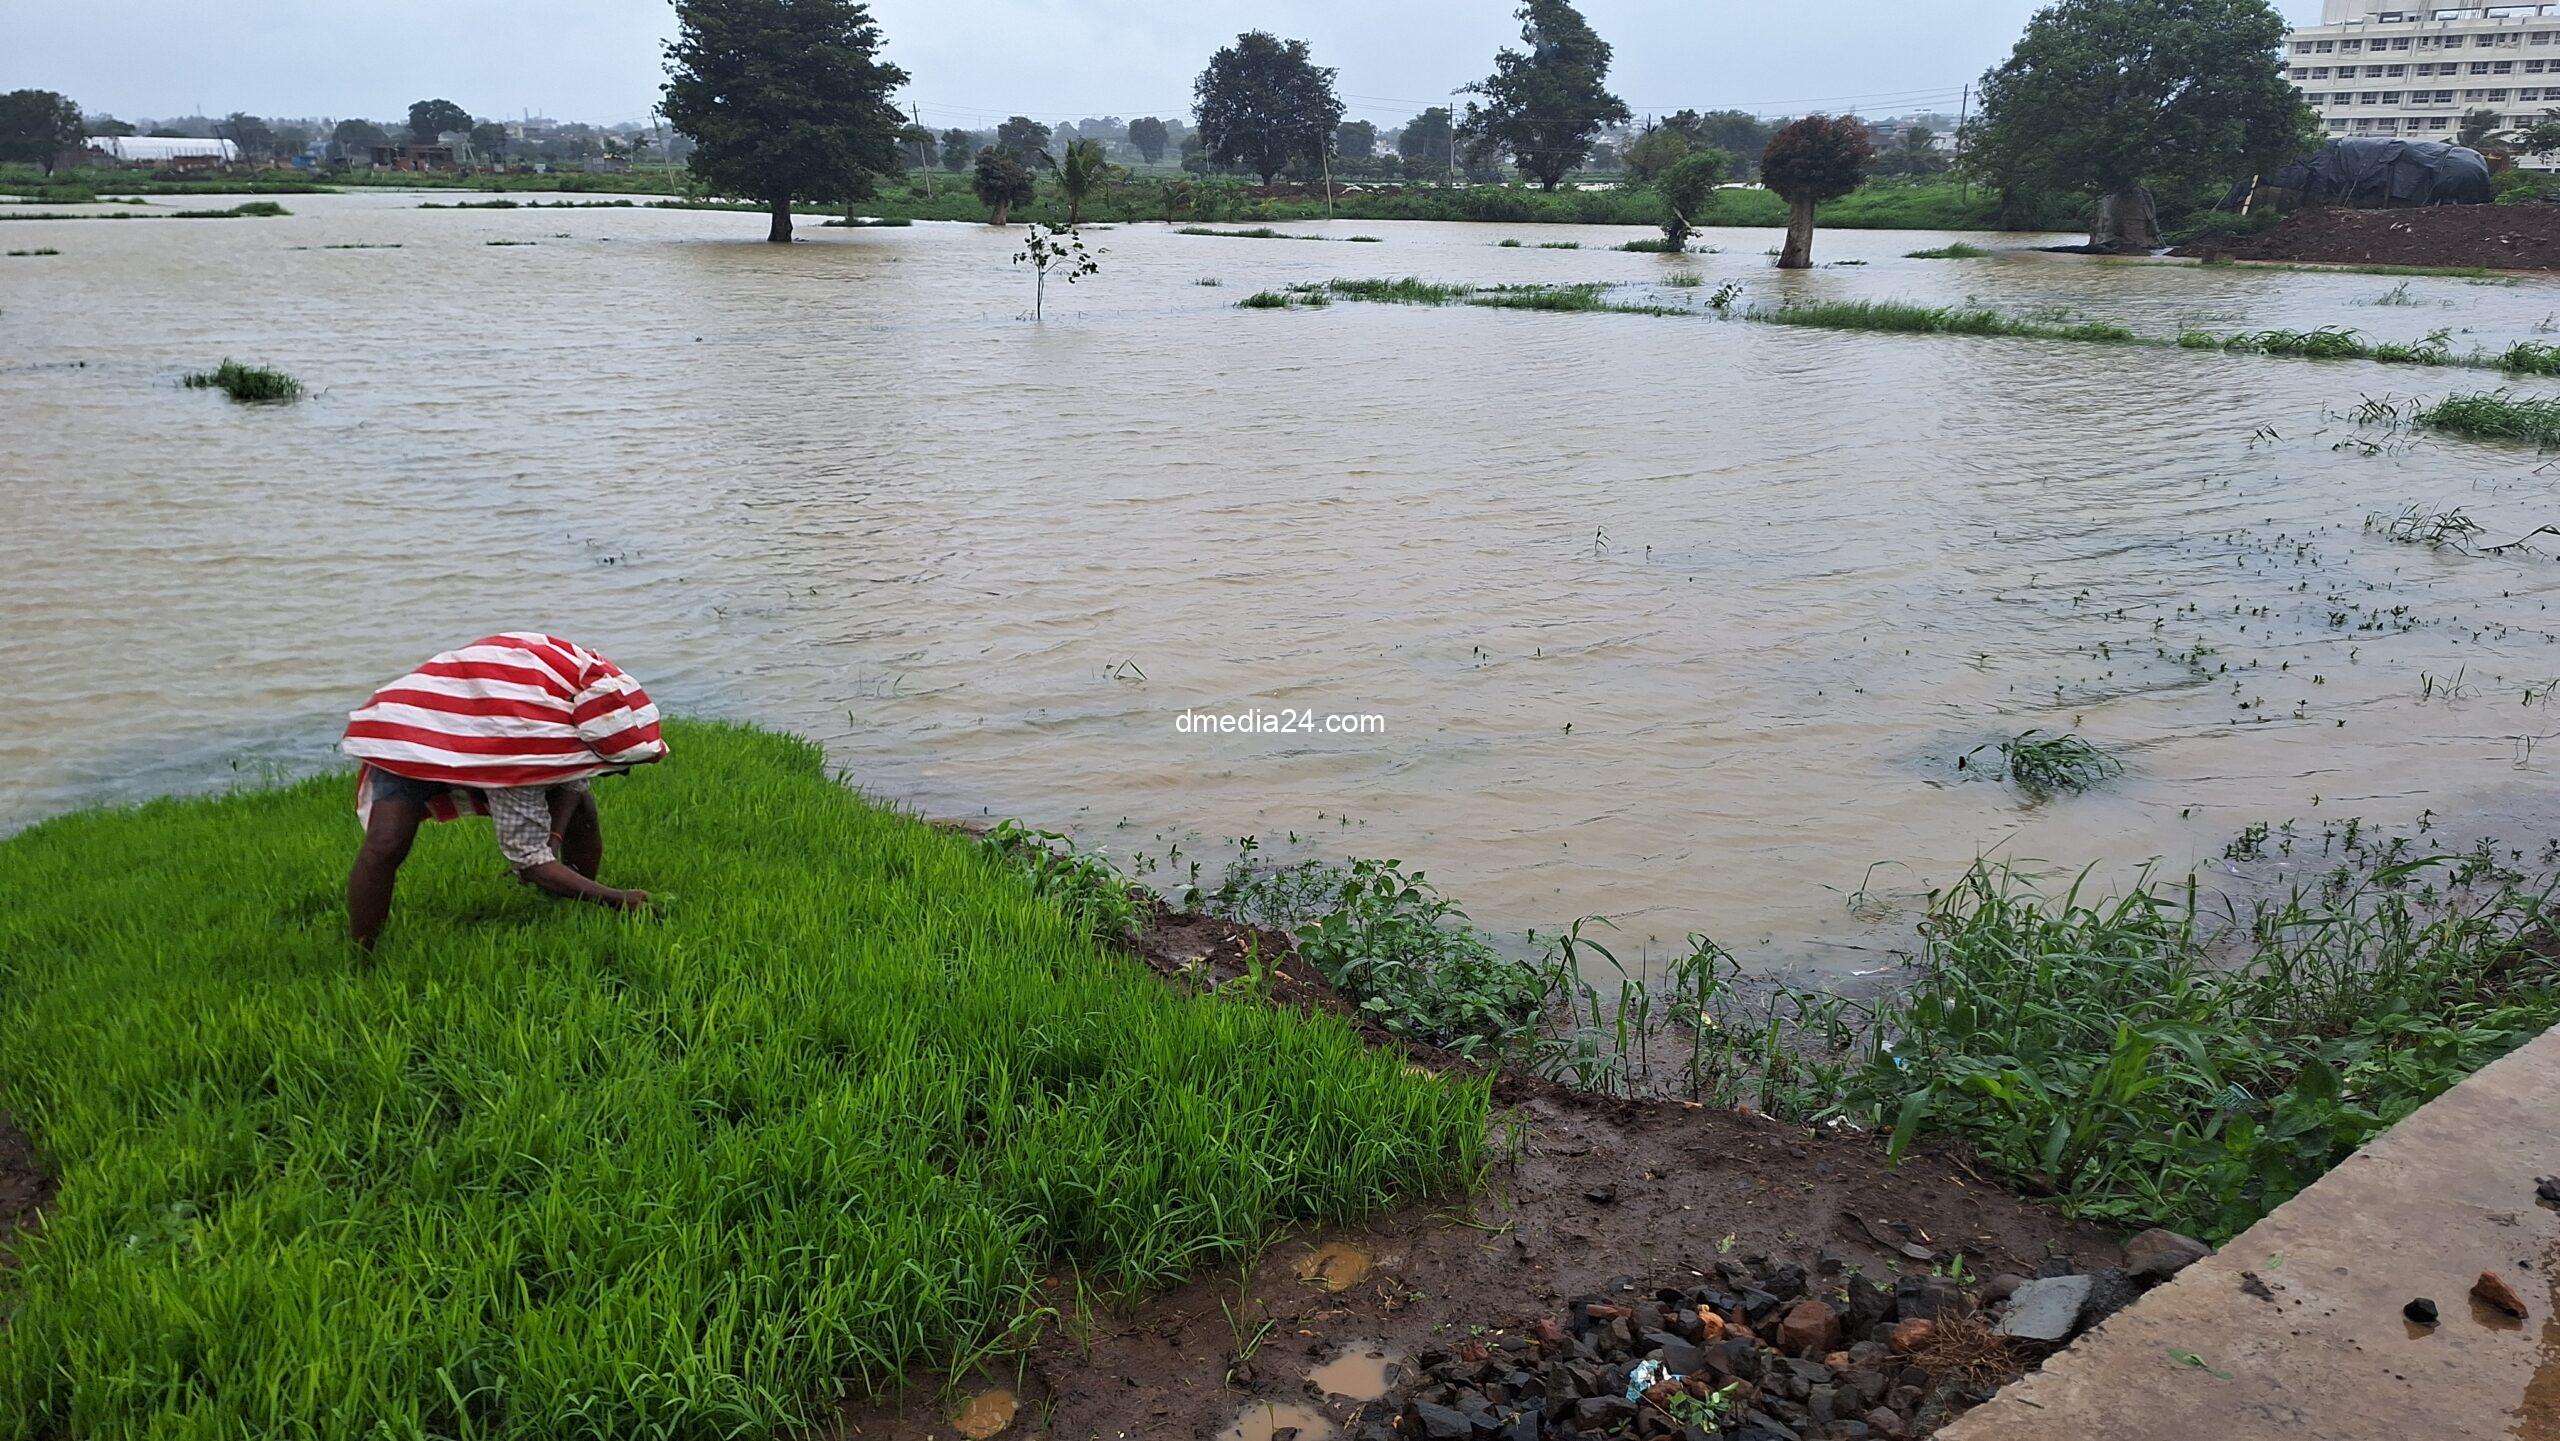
(342, 632, 668, 949)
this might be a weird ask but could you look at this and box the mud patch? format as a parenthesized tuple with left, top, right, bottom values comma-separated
(2171, 203, 2560, 270)
(1308, 1343, 1401, 1401)
(946, 1388, 1017, 1440)
(1296, 1242, 1376, 1295)
(0, 1108, 52, 1267)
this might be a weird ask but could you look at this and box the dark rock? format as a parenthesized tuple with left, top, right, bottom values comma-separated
(1765, 1262, 1809, 1301)
(1408, 1401, 1473, 1441)
(1572, 1395, 1638, 1427)
(1646, 1333, 1705, 1376)
(2538, 1175, 2560, 1207)
(1996, 1275, 2092, 1342)
(2035, 1256, 2076, 1279)
(1808, 1384, 1838, 1426)
(1864, 1406, 1908, 1439)
(1894, 1276, 1971, 1322)
(1739, 1287, 1785, 1324)
(1978, 1272, 2028, 1304)
(2123, 1228, 2212, 1283)
(1842, 1273, 1892, 1335)
(2405, 1297, 2440, 1326)
(2076, 1268, 2143, 1330)
(1740, 1408, 1804, 1441)
(1584, 1185, 1618, 1204)
(1848, 1368, 1890, 1408)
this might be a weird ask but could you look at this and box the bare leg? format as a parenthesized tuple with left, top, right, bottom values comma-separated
(552, 787, 603, 880)
(348, 798, 429, 951)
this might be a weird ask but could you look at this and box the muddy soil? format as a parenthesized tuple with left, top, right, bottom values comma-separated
(0, 1110, 49, 1269)
(2171, 202, 2560, 269)
(831, 910, 2118, 1441)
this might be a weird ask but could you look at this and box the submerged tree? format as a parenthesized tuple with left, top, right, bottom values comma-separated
(1655, 148, 1727, 250)
(1127, 115, 1171, 164)
(1013, 221, 1100, 321)
(1194, 31, 1343, 184)
(1458, 0, 1629, 190)
(1761, 115, 1872, 269)
(0, 89, 83, 175)
(972, 146, 1036, 224)
(662, 0, 909, 243)
(1969, 0, 2312, 254)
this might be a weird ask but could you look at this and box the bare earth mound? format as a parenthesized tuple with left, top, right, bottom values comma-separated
(2172, 202, 2560, 270)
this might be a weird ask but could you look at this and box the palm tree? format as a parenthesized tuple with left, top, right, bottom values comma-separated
(1051, 139, 1115, 226)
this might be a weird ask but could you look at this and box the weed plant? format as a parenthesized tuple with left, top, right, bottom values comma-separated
(1963, 730, 2123, 797)
(181, 360, 301, 403)
(2417, 391, 2560, 446)
(1752, 300, 2136, 344)
(1904, 243, 1992, 259)
(0, 724, 1485, 1437)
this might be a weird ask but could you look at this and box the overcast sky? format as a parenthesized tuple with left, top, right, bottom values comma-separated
(17, 0, 2332, 129)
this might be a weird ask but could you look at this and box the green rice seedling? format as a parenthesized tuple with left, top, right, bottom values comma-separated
(1662, 272, 1705, 287)
(0, 722, 1486, 1438)
(1536, 241, 1581, 249)
(1497, 238, 1524, 247)
(2371, 328, 2454, 366)
(1796, 856, 2560, 1240)
(2235, 326, 2367, 360)
(2416, 391, 2560, 446)
(1905, 242, 1992, 259)
(2366, 281, 2422, 306)
(1752, 299, 2137, 344)
(181, 360, 302, 403)
(2499, 341, 2560, 376)
(1321, 276, 1473, 305)
(1469, 282, 1615, 311)
(1235, 289, 1298, 308)
(2368, 503, 2488, 552)
(1177, 225, 1319, 240)
(1961, 729, 2122, 797)
(5, 246, 58, 256)
(1192, 276, 1223, 286)
(978, 820, 1142, 942)
(2177, 330, 2221, 350)
(1617, 237, 1681, 253)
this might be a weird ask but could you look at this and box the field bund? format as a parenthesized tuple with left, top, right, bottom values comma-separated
(0, 722, 1486, 1438)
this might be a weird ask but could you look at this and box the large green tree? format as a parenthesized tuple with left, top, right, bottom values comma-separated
(1762, 114, 1872, 269)
(1193, 31, 1342, 185)
(1970, 0, 2314, 253)
(219, 112, 275, 162)
(994, 115, 1051, 165)
(405, 98, 472, 145)
(332, 118, 391, 161)
(1127, 116, 1170, 164)
(1458, 0, 1628, 190)
(662, 0, 909, 243)
(938, 127, 973, 170)
(0, 90, 86, 175)
(1665, 109, 1773, 179)
(1656, 148, 1727, 250)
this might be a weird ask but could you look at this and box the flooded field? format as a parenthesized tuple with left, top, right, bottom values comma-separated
(7, 190, 2560, 974)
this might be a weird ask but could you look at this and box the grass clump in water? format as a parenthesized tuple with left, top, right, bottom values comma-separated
(171, 200, 289, 219)
(1235, 288, 1302, 309)
(1758, 854, 2560, 1240)
(0, 722, 1486, 1437)
(1322, 276, 1474, 305)
(1617, 237, 1682, 253)
(2417, 390, 2560, 445)
(1962, 729, 2123, 797)
(1178, 225, 1317, 241)
(181, 360, 301, 403)
(1753, 299, 2137, 344)
(6, 246, 58, 256)
(1904, 242, 1992, 259)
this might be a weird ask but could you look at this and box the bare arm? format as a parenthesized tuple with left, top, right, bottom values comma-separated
(517, 861, 649, 911)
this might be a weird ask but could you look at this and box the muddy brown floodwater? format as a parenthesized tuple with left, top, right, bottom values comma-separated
(7, 192, 2560, 978)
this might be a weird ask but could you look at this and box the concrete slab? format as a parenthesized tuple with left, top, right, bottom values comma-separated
(1944, 1026, 2560, 1441)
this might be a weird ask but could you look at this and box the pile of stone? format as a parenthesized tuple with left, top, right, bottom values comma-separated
(1355, 1230, 2211, 1440)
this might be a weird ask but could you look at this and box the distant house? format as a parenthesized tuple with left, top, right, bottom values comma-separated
(368, 143, 458, 171)
(85, 136, 241, 168)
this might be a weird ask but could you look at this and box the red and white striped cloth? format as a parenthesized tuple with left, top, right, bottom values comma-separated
(344, 633, 668, 821)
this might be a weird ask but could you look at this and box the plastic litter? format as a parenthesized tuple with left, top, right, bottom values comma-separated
(1624, 1359, 1682, 1401)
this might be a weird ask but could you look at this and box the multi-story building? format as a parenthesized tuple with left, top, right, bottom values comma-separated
(2285, 1, 2560, 165)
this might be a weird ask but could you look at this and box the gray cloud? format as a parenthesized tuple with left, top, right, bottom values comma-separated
(15, 0, 2330, 128)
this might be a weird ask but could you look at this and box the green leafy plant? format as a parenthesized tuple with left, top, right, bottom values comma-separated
(1963, 730, 2123, 797)
(181, 360, 302, 403)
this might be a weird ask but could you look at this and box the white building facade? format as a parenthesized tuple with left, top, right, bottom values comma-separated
(2287, 1, 2560, 163)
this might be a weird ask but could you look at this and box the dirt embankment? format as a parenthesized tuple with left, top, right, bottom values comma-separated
(2172, 202, 2560, 270)
(837, 909, 2121, 1441)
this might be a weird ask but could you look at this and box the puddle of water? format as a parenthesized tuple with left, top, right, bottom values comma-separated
(1295, 1241, 1374, 1293)
(1218, 1400, 1334, 1441)
(2516, 1236, 2560, 1440)
(948, 1389, 1017, 1440)
(1308, 1343, 1401, 1401)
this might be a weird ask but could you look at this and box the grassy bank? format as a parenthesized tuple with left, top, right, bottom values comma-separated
(1699, 855, 2560, 1241)
(0, 722, 1485, 1438)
